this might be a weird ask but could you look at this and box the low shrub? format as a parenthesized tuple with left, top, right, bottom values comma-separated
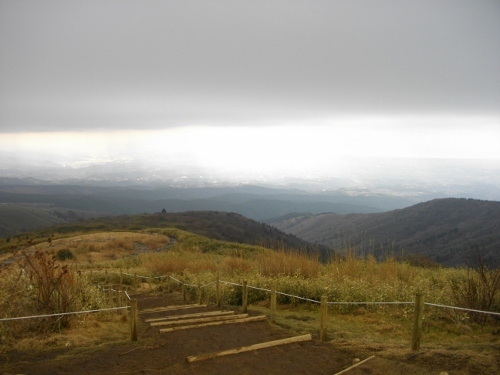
(57, 249, 74, 261)
(0, 249, 105, 339)
(449, 243, 500, 324)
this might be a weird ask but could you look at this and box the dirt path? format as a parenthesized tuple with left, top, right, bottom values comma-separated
(1, 292, 354, 375)
(1, 291, 496, 375)
(132, 236, 178, 256)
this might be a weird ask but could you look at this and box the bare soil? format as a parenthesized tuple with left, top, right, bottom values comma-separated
(1, 291, 498, 375)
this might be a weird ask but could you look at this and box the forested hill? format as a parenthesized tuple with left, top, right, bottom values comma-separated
(271, 198, 500, 266)
(21, 211, 330, 258)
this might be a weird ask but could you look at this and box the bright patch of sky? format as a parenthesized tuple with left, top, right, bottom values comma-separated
(2, 115, 499, 180)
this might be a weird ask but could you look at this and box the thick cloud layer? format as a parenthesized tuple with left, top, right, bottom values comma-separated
(1, 0, 499, 133)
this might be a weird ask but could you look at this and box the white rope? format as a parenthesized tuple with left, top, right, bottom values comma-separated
(328, 301, 413, 306)
(101, 287, 127, 293)
(200, 281, 216, 288)
(169, 276, 183, 284)
(113, 271, 149, 279)
(220, 280, 241, 287)
(94, 272, 500, 317)
(275, 291, 320, 304)
(425, 302, 500, 316)
(0, 306, 129, 322)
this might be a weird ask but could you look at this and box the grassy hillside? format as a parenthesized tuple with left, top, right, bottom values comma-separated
(271, 198, 500, 266)
(0, 211, 331, 259)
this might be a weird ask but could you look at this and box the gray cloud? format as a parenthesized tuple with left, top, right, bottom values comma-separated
(1, 0, 499, 132)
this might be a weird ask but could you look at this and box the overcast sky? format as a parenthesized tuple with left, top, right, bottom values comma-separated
(1, 1, 499, 178)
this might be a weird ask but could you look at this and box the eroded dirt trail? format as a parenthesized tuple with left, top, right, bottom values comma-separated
(1, 291, 354, 375)
(3, 291, 495, 375)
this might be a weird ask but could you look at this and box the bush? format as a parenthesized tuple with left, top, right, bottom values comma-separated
(0, 249, 105, 339)
(450, 243, 500, 324)
(57, 249, 74, 261)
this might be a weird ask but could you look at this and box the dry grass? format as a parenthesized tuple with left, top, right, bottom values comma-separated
(220, 256, 255, 275)
(4, 313, 130, 352)
(257, 250, 320, 278)
(139, 250, 218, 275)
(0, 256, 107, 339)
(0, 252, 12, 262)
(39, 232, 170, 265)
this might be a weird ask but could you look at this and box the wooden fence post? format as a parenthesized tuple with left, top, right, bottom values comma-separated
(117, 285, 122, 314)
(198, 283, 202, 305)
(107, 284, 113, 306)
(134, 273, 138, 287)
(167, 274, 171, 293)
(110, 286, 113, 307)
(270, 283, 277, 323)
(123, 287, 129, 316)
(130, 299, 138, 341)
(242, 280, 248, 313)
(216, 272, 221, 307)
(320, 295, 328, 341)
(118, 285, 126, 315)
(411, 293, 424, 351)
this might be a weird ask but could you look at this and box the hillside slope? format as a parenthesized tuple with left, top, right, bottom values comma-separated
(4, 211, 330, 258)
(0, 203, 113, 238)
(0, 205, 66, 236)
(271, 198, 500, 266)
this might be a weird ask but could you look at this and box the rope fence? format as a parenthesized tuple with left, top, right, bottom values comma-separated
(1, 284, 132, 323)
(1, 278, 138, 340)
(4, 269, 497, 347)
(0, 306, 129, 322)
(424, 302, 500, 317)
(101, 269, 500, 317)
(113, 269, 499, 350)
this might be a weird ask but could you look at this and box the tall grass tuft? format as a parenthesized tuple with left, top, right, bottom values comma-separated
(257, 250, 319, 278)
(139, 250, 218, 275)
(449, 243, 500, 324)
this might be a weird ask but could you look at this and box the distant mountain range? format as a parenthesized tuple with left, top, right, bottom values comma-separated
(1, 176, 499, 267)
(0, 178, 421, 237)
(271, 198, 500, 266)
